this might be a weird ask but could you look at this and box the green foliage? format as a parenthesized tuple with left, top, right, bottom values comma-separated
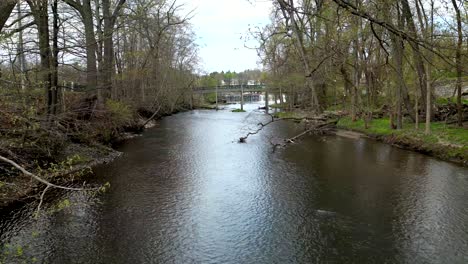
(204, 93, 217, 104)
(98, 182, 111, 193)
(198, 75, 218, 87)
(35, 154, 92, 180)
(338, 117, 395, 135)
(48, 199, 72, 214)
(435, 97, 468, 105)
(105, 99, 133, 126)
(31, 231, 39, 238)
(15, 246, 23, 257)
(231, 109, 246, 112)
(273, 111, 304, 119)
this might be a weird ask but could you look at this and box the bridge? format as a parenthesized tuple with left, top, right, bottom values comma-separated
(192, 84, 269, 111)
(192, 84, 266, 94)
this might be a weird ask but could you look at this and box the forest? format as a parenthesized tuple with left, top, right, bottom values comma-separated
(0, 0, 199, 203)
(255, 0, 467, 130)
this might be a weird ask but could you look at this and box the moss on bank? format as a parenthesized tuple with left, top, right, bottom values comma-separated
(337, 117, 468, 166)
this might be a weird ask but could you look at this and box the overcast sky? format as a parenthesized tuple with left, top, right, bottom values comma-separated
(182, 0, 272, 74)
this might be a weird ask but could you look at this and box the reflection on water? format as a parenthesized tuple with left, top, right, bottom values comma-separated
(1, 103, 468, 263)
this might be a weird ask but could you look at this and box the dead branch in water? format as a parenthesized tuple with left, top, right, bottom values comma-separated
(141, 105, 162, 129)
(239, 111, 338, 144)
(239, 114, 276, 143)
(268, 120, 338, 152)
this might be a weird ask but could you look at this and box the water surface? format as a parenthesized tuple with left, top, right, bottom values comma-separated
(1, 104, 468, 263)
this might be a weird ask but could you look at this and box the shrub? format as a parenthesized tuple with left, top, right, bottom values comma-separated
(105, 99, 133, 126)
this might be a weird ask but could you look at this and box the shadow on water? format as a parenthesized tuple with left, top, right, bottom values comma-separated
(1, 103, 468, 263)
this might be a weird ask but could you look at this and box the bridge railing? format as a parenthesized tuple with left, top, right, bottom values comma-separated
(193, 84, 266, 91)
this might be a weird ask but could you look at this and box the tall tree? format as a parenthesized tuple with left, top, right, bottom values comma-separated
(26, 0, 56, 118)
(63, 0, 99, 94)
(101, 0, 126, 103)
(451, 0, 464, 127)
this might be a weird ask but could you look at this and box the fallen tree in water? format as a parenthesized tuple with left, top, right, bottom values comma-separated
(238, 112, 338, 147)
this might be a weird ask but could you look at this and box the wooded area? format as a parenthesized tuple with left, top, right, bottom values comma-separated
(255, 0, 467, 132)
(0, 0, 197, 153)
(0, 0, 199, 200)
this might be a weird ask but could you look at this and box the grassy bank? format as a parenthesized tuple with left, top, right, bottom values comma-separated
(337, 117, 468, 166)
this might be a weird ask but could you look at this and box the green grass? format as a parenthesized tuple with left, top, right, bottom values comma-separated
(436, 97, 468, 105)
(273, 111, 304, 119)
(231, 109, 246, 112)
(338, 117, 395, 136)
(338, 117, 467, 144)
(337, 117, 468, 163)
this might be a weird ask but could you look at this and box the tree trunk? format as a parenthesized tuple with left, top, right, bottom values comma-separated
(101, 0, 113, 103)
(392, 34, 404, 129)
(27, 1, 53, 118)
(83, 0, 98, 94)
(101, 0, 126, 104)
(64, 0, 99, 95)
(277, 0, 320, 112)
(51, 0, 60, 116)
(17, 2, 26, 91)
(451, 0, 463, 127)
(0, 0, 16, 33)
(401, 0, 428, 109)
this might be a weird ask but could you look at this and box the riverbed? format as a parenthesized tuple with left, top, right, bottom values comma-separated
(1, 103, 467, 263)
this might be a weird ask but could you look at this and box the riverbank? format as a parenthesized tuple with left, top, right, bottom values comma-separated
(336, 117, 468, 167)
(272, 110, 467, 166)
(0, 99, 193, 207)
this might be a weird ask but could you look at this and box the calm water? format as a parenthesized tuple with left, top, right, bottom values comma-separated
(1, 103, 468, 263)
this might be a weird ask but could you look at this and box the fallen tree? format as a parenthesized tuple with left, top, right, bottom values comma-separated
(238, 113, 338, 147)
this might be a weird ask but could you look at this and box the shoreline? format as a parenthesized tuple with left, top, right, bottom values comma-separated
(0, 106, 193, 208)
(0, 104, 228, 208)
(272, 109, 467, 167)
(334, 122, 468, 168)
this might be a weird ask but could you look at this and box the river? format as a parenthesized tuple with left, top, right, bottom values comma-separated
(1, 103, 468, 263)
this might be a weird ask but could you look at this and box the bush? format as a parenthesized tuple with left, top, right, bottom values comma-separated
(105, 99, 133, 126)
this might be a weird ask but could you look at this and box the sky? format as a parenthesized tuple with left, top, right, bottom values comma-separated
(182, 0, 272, 74)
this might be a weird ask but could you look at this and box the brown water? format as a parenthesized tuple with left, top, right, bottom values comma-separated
(1, 103, 468, 263)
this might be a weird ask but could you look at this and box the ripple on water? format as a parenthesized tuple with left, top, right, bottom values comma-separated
(1, 107, 468, 263)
